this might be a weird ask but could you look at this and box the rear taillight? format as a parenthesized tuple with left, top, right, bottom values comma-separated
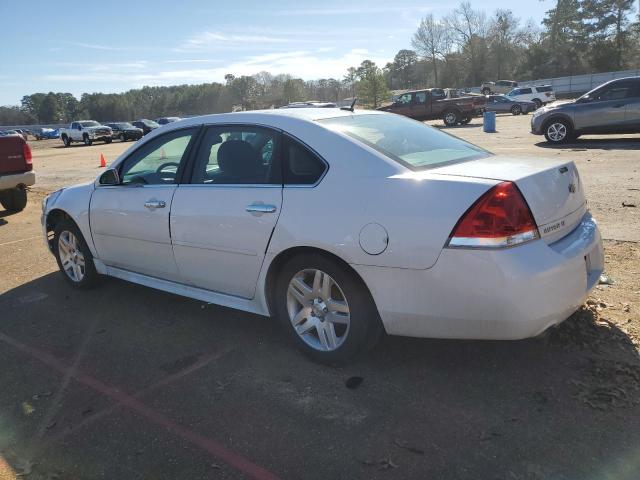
(447, 182, 539, 248)
(22, 142, 33, 171)
(545, 92, 551, 97)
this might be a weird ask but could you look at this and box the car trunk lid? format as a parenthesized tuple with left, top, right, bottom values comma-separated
(0, 136, 31, 174)
(429, 155, 586, 243)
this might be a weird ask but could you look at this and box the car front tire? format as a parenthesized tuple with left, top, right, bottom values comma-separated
(275, 253, 382, 364)
(83, 134, 93, 146)
(544, 119, 572, 144)
(53, 220, 99, 289)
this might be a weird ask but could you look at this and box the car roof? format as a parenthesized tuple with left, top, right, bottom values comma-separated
(168, 107, 385, 127)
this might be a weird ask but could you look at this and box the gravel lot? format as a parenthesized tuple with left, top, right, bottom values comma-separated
(0, 114, 638, 479)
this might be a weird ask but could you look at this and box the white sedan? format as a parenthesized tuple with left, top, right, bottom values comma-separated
(42, 108, 604, 363)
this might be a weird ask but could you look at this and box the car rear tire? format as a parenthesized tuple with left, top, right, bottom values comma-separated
(105, 138, 112, 144)
(443, 110, 460, 127)
(53, 220, 99, 289)
(83, 134, 92, 146)
(511, 104, 522, 115)
(0, 187, 27, 212)
(544, 119, 572, 144)
(119, 133, 126, 142)
(481, 87, 491, 95)
(532, 98, 542, 109)
(275, 253, 382, 364)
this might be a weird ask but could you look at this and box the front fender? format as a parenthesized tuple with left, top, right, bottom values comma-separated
(44, 182, 97, 257)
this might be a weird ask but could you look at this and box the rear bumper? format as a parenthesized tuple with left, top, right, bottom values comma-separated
(0, 170, 35, 190)
(353, 212, 604, 340)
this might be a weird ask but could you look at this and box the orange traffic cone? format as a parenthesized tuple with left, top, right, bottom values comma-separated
(99, 153, 106, 168)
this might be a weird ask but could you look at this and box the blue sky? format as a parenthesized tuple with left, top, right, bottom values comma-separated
(0, 0, 552, 105)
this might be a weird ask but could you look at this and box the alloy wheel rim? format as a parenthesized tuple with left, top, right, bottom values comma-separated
(58, 231, 85, 282)
(286, 269, 350, 352)
(547, 123, 567, 142)
(445, 113, 456, 124)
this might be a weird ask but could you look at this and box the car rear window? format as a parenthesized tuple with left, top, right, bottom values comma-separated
(318, 114, 490, 170)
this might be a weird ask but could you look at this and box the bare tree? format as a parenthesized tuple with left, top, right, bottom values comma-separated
(412, 14, 447, 85)
(445, 2, 488, 85)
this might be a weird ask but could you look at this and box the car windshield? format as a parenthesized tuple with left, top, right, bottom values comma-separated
(318, 114, 490, 170)
(118, 122, 134, 128)
(143, 120, 160, 127)
(80, 121, 101, 127)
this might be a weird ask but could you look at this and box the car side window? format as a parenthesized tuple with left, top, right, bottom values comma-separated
(396, 93, 411, 105)
(431, 89, 445, 99)
(413, 92, 427, 104)
(520, 88, 532, 94)
(119, 128, 198, 186)
(592, 82, 635, 101)
(283, 137, 326, 185)
(191, 126, 281, 185)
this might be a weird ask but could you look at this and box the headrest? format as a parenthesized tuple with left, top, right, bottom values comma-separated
(217, 140, 262, 177)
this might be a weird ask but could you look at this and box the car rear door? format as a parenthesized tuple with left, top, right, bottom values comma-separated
(170, 124, 282, 299)
(624, 80, 640, 130)
(90, 127, 200, 281)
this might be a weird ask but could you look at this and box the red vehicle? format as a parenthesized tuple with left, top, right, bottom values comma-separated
(0, 135, 34, 212)
(378, 88, 486, 126)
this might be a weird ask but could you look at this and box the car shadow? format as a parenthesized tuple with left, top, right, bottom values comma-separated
(536, 137, 640, 150)
(1, 273, 639, 478)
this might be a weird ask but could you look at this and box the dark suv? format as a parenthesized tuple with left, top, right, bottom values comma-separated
(132, 119, 160, 135)
(531, 77, 640, 144)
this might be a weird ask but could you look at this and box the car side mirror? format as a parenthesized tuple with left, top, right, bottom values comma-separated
(578, 95, 592, 103)
(99, 168, 120, 186)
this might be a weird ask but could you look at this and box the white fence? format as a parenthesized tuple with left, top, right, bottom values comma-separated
(518, 69, 640, 95)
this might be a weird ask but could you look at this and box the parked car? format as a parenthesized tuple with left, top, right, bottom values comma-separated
(42, 108, 603, 363)
(155, 117, 182, 125)
(1, 130, 23, 138)
(41, 128, 60, 140)
(12, 129, 29, 140)
(378, 88, 486, 126)
(531, 76, 640, 144)
(481, 80, 518, 95)
(105, 122, 144, 142)
(60, 121, 112, 147)
(0, 135, 34, 212)
(485, 95, 536, 115)
(132, 119, 160, 135)
(506, 86, 556, 109)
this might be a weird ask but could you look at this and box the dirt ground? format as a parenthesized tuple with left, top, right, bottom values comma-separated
(0, 114, 639, 479)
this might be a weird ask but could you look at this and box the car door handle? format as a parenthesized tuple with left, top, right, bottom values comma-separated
(246, 203, 277, 214)
(144, 200, 166, 210)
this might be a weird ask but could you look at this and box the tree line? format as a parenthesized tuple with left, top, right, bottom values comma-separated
(2, 0, 639, 126)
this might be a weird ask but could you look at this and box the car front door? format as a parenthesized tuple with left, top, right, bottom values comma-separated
(574, 81, 634, 131)
(390, 93, 413, 117)
(411, 91, 429, 119)
(170, 125, 283, 299)
(90, 127, 200, 281)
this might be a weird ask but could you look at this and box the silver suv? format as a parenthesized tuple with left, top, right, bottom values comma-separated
(531, 77, 640, 144)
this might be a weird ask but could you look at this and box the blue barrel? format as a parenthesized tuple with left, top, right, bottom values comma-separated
(483, 111, 496, 133)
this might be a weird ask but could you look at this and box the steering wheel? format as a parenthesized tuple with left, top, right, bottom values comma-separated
(156, 162, 180, 174)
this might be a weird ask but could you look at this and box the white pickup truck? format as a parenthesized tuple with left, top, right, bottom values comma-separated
(60, 121, 113, 147)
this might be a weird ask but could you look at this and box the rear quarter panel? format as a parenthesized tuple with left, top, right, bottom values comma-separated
(267, 124, 498, 270)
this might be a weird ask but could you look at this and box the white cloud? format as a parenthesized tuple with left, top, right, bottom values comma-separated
(67, 42, 123, 51)
(177, 31, 289, 51)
